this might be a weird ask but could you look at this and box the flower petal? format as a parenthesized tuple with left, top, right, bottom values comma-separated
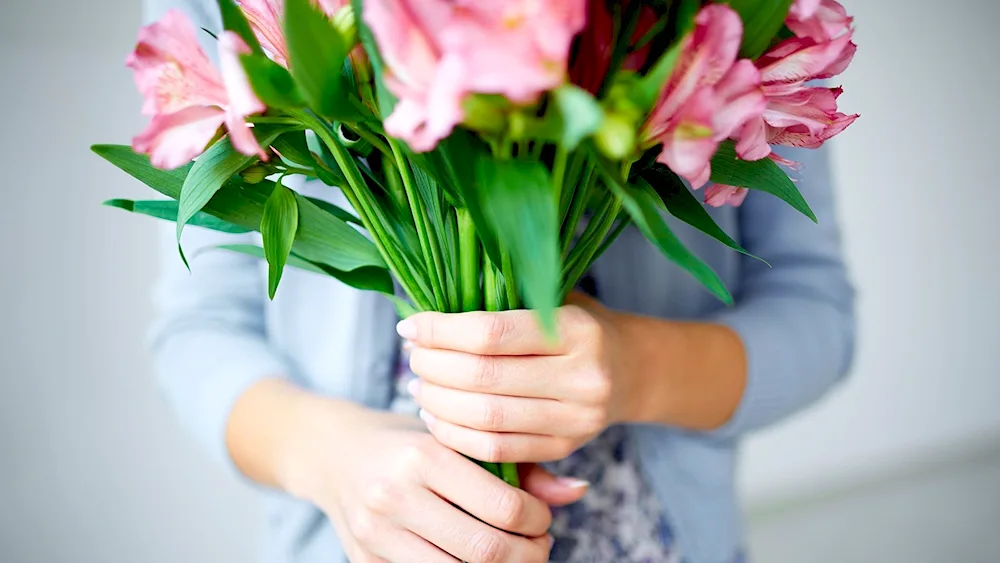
(132, 105, 226, 169)
(239, 0, 289, 66)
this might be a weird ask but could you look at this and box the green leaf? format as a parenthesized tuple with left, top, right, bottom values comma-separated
(176, 124, 294, 243)
(285, 0, 354, 119)
(215, 244, 394, 294)
(594, 153, 732, 304)
(304, 196, 361, 225)
(641, 166, 767, 264)
(241, 54, 305, 110)
(92, 145, 387, 273)
(476, 159, 560, 330)
(709, 141, 816, 222)
(216, 0, 263, 54)
(272, 130, 315, 168)
(721, 0, 795, 59)
(261, 182, 300, 298)
(351, 0, 397, 118)
(551, 85, 604, 150)
(103, 199, 251, 233)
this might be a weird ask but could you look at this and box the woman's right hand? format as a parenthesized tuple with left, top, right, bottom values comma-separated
(230, 380, 586, 563)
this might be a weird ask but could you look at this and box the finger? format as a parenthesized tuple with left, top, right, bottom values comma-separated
(397, 310, 567, 355)
(421, 446, 552, 537)
(348, 505, 453, 563)
(421, 410, 576, 463)
(401, 487, 550, 563)
(412, 379, 587, 435)
(409, 347, 576, 399)
(519, 464, 589, 507)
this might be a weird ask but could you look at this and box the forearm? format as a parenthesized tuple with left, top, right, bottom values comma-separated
(616, 312, 747, 431)
(225, 378, 369, 497)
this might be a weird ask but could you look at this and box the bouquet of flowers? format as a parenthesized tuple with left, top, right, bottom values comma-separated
(94, 0, 857, 487)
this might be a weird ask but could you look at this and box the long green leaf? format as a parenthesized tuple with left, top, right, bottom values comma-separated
(176, 124, 294, 243)
(215, 244, 394, 294)
(631, 37, 684, 112)
(92, 145, 386, 273)
(709, 141, 816, 222)
(103, 199, 250, 233)
(285, 0, 354, 119)
(594, 153, 732, 304)
(721, 0, 795, 58)
(641, 166, 766, 264)
(261, 182, 300, 298)
(216, 0, 263, 54)
(476, 159, 560, 330)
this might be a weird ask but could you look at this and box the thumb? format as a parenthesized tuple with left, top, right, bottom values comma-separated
(519, 464, 588, 507)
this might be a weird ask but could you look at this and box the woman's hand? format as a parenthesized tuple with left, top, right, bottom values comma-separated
(230, 381, 587, 563)
(398, 294, 644, 464)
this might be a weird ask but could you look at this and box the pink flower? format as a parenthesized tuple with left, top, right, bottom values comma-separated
(642, 5, 765, 189)
(731, 31, 859, 161)
(363, 0, 586, 151)
(127, 10, 267, 169)
(704, 183, 749, 207)
(787, 0, 853, 42)
(238, 0, 347, 67)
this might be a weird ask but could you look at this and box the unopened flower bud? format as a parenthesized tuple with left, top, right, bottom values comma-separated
(461, 95, 507, 134)
(594, 114, 637, 160)
(240, 165, 268, 184)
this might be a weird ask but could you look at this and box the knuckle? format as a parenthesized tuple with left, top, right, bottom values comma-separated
(484, 435, 507, 463)
(348, 508, 381, 545)
(583, 407, 609, 434)
(362, 478, 401, 515)
(481, 397, 505, 431)
(583, 368, 613, 405)
(468, 530, 508, 563)
(480, 313, 509, 350)
(491, 487, 525, 530)
(397, 439, 433, 476)
(473, 354, 500, 390)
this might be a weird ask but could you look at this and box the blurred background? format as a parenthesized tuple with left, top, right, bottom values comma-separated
(1, 0, 998, 562)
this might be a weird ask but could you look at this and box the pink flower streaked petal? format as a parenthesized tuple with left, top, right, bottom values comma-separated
(218, 32, 268, 159)
(239, 0, 289, 67)
(762, 86, 841, 135)
(734, 117, 772, 161)
(704, 184, 749, 207)
(758, 32, 854, 85)
(132, 105, 226, 170)
(787, 0, 853, 42)
(769, 112, 859, 148)
(712, 60, 766, 140)
(126, 9, 228, 115)
(656, 88, 719, 189)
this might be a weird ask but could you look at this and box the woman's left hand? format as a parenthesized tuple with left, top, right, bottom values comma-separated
(397, 294, 641, 464)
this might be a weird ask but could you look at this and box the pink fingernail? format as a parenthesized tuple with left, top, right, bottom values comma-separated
(407, 378, 421, 398)
(418, 409, 436, 426)
(557, 477, 590, 488)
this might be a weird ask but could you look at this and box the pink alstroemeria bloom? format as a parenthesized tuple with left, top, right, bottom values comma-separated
(787, 0, 853, 42)
(732, 31, 859, 161)
(127, 10, 267, 169)
(239, 0, 346, 67)
(364, 0, 586, 151)
(642, 5, 765, 189)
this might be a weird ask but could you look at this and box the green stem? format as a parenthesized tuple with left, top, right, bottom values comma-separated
(347, 124, 393, 159)
(551, 147, 569, 219)
(457, 208, 481, 312)
(561, 164, 598, 257)
(500, 251, 518, 309)
(247, 116, 301, 125)
(500, 462, 520, 488)
(484, 254, 501, 312)
(389, 138, 447, 311)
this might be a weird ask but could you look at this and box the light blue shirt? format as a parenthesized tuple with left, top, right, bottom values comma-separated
(145, 2, 856, 561)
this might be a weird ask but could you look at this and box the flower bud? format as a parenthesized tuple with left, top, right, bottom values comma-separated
(240, 165, 268, 184)
(593, 113, 637, 160)
(461, 95, 509, 134)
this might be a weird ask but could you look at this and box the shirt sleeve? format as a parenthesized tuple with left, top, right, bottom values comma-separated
(143, 0, 295, 475)
(705, 144, 857, 440)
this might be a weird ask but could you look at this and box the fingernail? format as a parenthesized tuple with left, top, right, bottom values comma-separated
(418, 409, 436, 426)
(407, 378, 421, 398)
(396, 318, 417, 340)
(556, 477, 590, 488)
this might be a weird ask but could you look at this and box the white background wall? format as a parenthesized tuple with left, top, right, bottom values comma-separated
(0, 0, 997, 561)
